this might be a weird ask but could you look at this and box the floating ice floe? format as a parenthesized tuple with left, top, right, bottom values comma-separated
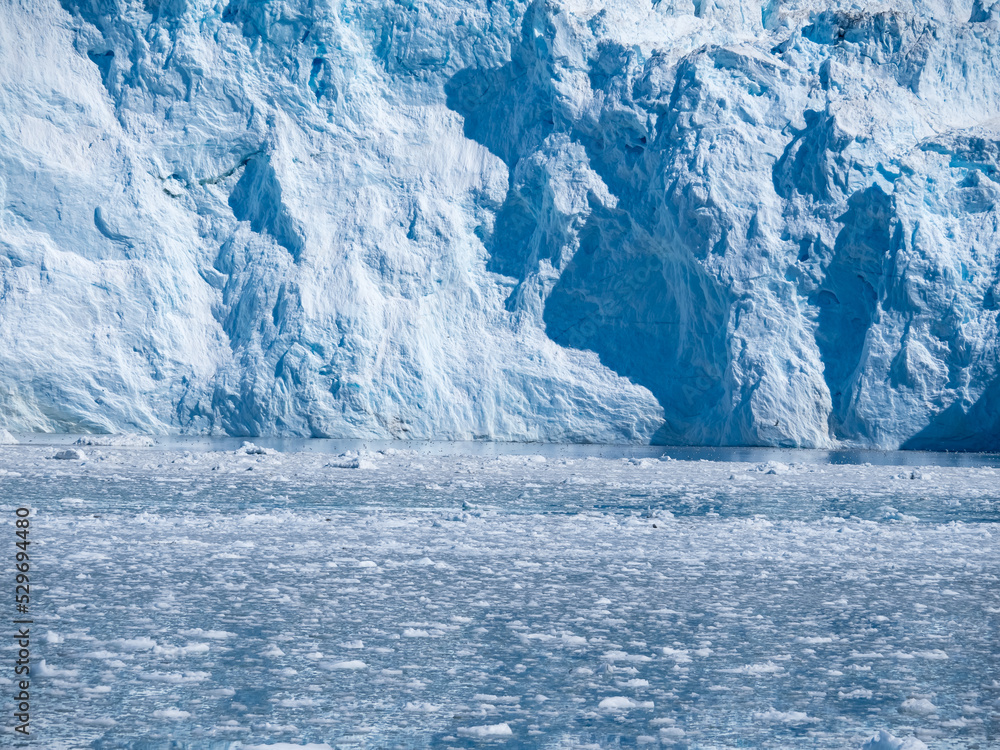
(900, 697, 938, 716)
(599, 696, 654, 711)
(324, 660, 367, 670)
(753, 708, 815, 724)
(35, 660, 78, 678)
(53, 448, 87, 460)
(456, 723, 513, 738)
(240, 442, 276, 455)
(861, 729, 929, 750)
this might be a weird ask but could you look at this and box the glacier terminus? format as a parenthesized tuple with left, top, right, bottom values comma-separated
(2, 0, 1000, 449)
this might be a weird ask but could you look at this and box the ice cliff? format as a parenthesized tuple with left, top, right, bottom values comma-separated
(1, 0, 999, 448)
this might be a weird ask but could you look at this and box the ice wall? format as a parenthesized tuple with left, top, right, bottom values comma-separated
(1, 0, 998, 448)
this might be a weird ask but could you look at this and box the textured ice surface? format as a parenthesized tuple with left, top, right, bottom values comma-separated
(1, 443, 997, 748)
(2, 1, 1000, 448)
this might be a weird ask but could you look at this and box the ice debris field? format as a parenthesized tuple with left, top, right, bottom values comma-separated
(0, 440, 997, 748)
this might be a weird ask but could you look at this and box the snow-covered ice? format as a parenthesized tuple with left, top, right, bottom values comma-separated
(0, 440, 997, 748)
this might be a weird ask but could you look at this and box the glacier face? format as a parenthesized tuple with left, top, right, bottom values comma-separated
(1, 0, 999, 448)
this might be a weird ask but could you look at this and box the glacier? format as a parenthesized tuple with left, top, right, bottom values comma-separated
(1, 0, 1000, 448)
